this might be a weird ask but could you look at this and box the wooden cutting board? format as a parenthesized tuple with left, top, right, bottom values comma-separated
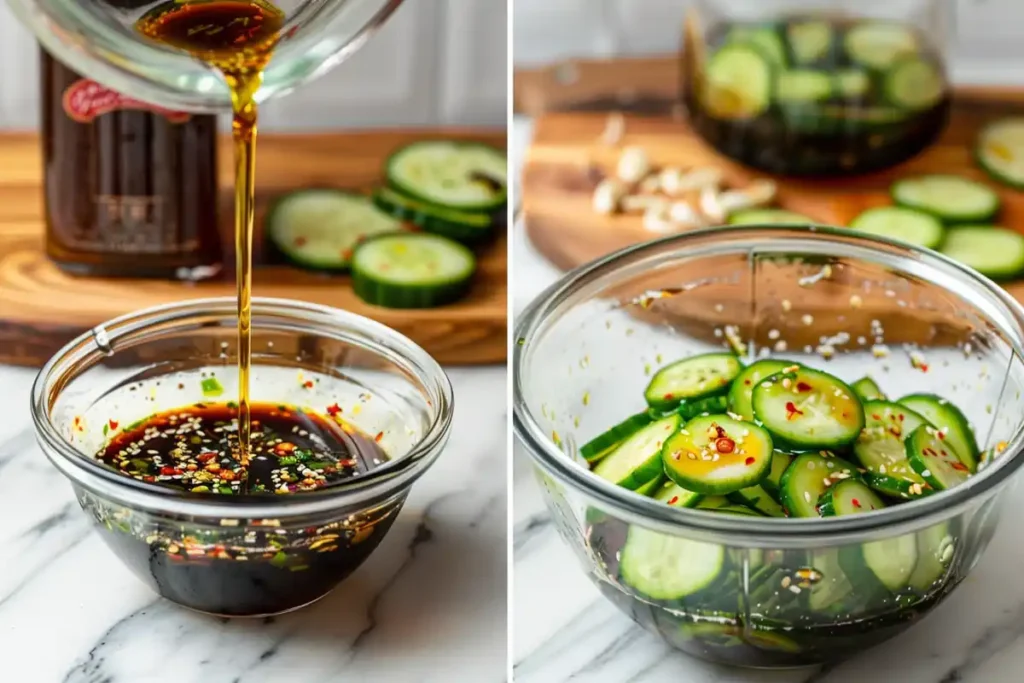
(0, 130, 506, 367)
(519, 57, 1024, 305)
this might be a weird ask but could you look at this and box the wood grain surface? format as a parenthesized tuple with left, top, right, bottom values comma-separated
(519, 58, 1024, 312)
(0, 130, 507, 368)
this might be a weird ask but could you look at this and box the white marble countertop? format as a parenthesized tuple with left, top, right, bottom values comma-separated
(0, 360, 507, 682)
(510, 116, 1024, 683)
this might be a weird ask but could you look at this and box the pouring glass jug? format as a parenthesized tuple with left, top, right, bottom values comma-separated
(6, 0, 405, 112)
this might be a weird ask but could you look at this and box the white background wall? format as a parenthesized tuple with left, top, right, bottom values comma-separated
(0, 0, 508, 130)
(514, 0, 1024, 86)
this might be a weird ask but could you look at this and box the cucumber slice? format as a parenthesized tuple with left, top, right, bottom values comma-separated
(835, 69, 871, 99)
(851, 376, 886, 402)
(703, 43, 774, 120)
(898, 394, 979, 473)
(841, 533, 918, 594)
(853, 400, 932, 498)
(351, 233, 475, 309)
(761, 450, 793, 499)
(884, 58, 945, 111)
(728, 485, 786, 517)
(905, 424, 971, 490)
(977, 117, 1024, 190)
(940, 226, 1024, 280)
(818, 479, 886, 517)
(673, 395, 730, 421)
(848, 206, 945, 250)
(266, 190, 402, 271)
(694, 496, 763, 516)
(779, 453, 860, 518)
(907, 522, 954, 593)
(727, 360, 792, 422)
(786, 20, 833, 65)
(386, 141, 507, 212)
(752, 367, 865, 450)
(580, 410, 654, 464)
(652, 479, 703, 508)
(644, 353, 742, 412)
(776, 70, 833, 103)
(619, 526, 725, 601)
(372, 187, 494, 245)
(592, 415, 682, 490)
(728, 25, 787, 67)
(728, 209, 815, 226)
(635, 474, 667, 497)
(662, 414, 774, 495)
(808, 549, 854, 614)
(891, 175, 1000, 224)
(844, 22, 920, 70)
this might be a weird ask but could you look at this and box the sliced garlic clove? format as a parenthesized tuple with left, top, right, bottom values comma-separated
(659, 167, 684, 195)
(667, 167, 723, 196)
(699, 186, 727, 224)
(593, 179, 625, 214)
(669, 201, 705, 229)
(718, 180, 777, 214)
(599, 112, 626, 146)
(643, 200, 675, 235)
(621, 194, 665, 214)
(638, 173, 661, 194)
(617, 146, 651, 184)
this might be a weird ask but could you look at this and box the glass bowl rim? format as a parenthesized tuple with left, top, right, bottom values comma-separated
(31, 296, 453, 519)
(513, 225, 1024, 544)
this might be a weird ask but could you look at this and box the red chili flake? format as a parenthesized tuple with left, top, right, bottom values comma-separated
(871, 414, 881, 420)
(937, 431, 946, 441)
(108, 419, 119, 431)
(950, 462, 967, 472)
(326, 403, 342, 417)
(796, 382, 812, 392)
(341, 249, 354, 260)
(888, 427, 903, 438)
(198, 452, 218, 462)
(160, 466, 180, 476)
(852, 498, 862, 508)
(715, 425, 727, 439)
(374, 431, 384, 443)
(716, 437, 736, 454)
(668, 496, 679, 505)
(744, 379, 752, 386)
(663, 393, 675, 400)
(143, 475, 156, 483)
(898, 414, 905, 422)
(923, 448, 936, 456)
(303, 380, 314, 389)
(919, 364, 929, 373)
(294, 237, 307, 247)
(785, 402, 804, 420)
(73, 416, 83, 431)
(745, 457, 756, 466)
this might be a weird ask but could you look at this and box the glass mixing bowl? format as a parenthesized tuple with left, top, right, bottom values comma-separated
(31, 297, 452, 617)
(513, 226, 1024, 667)
(7, 0, 405, 112)
(683, 0, 954, 176)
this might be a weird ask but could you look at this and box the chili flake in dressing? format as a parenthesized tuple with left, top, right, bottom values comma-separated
(94, 402, 387, 495)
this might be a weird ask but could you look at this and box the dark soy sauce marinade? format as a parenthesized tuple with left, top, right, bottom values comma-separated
(684, 17, 951, 177)
(92, 401, 397, 616)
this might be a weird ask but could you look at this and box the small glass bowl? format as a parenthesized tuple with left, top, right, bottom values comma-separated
(31, 297, 452, 617)
(513, 226, 1024, 667)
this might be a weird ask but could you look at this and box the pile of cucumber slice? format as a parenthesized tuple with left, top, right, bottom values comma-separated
(583, 353, 976, 607)
(704, 19, 945, 122)
(266, 140, 506, 308)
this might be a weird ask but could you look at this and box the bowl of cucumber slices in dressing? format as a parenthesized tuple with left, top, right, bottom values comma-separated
(513, 226, 1024, 668)
(683, 5, 952, 176)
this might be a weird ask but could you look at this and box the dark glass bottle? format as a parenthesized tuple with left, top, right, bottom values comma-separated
(40, 48, 223, 279)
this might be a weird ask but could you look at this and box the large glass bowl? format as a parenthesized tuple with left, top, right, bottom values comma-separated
(513, 226, 1024, 667)
(31, 297, 452, 617)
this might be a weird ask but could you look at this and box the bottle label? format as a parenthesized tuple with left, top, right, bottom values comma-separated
(62, 79, 192, 124)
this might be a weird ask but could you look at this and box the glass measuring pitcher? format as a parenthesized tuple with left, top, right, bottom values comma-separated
(7, 0, 406, 112)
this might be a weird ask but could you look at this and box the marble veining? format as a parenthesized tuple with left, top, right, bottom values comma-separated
(511, 115, 1024, 683)
(0, 365, 507, 682)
